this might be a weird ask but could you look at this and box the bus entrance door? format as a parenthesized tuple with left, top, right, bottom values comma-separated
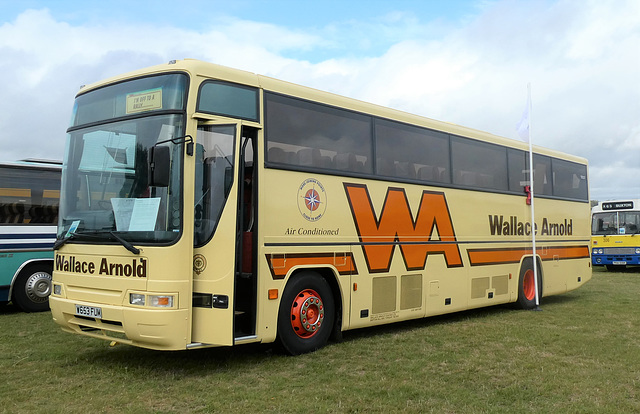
(190, 123, 241, 347)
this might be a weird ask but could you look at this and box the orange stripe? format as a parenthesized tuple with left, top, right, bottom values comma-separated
(43, 189, 60, 199)
(266, 253, 357, 279)
(468, 245, 590, 266)
(0, 188, 31, 197)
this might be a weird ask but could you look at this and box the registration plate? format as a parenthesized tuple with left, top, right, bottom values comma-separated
(75, 304, 102, 319)
(613, 261, 627, 265)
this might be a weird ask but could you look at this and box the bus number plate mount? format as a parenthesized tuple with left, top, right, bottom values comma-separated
(75, 304, 102, 319)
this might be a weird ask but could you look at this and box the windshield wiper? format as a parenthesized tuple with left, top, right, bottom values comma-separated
(53, 232, 76, 250)
(53, 230, 140, 255)
(109, 231, 141, 255)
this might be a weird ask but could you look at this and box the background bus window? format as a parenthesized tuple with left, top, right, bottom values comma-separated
(619, 211, 640, 234)
(592, 212, 617, 235)
(375, 119, 450, 183)
(0, 166, 60, 224)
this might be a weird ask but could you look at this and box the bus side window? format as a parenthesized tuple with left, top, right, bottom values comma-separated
(2, 203, 26, 223)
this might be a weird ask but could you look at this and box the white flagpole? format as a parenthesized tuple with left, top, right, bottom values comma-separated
(524, 83, 540, 308)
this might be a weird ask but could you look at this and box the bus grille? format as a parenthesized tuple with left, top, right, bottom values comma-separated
(68, 314, 130, 343)
(603, 247, 635, 255)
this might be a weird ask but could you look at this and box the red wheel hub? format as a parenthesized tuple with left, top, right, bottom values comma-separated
(290, 289, 324, 338)
(523, 269, 536, 301)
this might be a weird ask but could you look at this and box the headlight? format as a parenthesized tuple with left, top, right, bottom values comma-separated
(53, 284, 62, 295)
(636, 248, 640, 254)
(598, 249, 604, 254)
(130, 293, 145, 306)
(129, 293, 175, 307)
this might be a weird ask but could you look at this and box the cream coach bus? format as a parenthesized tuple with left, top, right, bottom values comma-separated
(50, 59, 591, 354)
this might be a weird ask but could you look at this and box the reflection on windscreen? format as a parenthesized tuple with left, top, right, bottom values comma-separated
(59, 114, 183, 243)
(80, 131, 136, 172)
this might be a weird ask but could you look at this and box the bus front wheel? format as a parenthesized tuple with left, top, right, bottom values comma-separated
(277, 272, 335, 355)
(516, 258, 542, 310)
(12, 264, 52, 312)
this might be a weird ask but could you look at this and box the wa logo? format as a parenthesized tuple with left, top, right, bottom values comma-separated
(344, 183, 463, 273)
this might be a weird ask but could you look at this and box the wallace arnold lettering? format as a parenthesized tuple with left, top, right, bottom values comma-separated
(489, 215, 573, 236)
(55, 255, 147, 277)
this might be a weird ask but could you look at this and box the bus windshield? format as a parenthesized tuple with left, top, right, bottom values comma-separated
(57, 74, 187, 245)
(592, 211, 640, 235)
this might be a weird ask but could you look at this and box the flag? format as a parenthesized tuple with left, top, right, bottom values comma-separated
(517, 83, 540, 308)
(516, 86, 531, 142)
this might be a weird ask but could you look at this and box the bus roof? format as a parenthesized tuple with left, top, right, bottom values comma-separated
(77, 59, 587, 166)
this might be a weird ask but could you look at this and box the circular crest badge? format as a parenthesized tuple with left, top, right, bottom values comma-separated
(193, 254, 207, 275)
(297, 178, 327, 222)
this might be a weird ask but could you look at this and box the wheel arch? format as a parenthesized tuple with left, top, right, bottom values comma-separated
(519, 254, 544, 294)
(279, 265, 344, 339)
(9, 258, 54, 300)
(515, 254, 544, 309)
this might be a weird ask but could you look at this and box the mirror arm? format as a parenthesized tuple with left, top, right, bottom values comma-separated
(155, 135, 194, 156)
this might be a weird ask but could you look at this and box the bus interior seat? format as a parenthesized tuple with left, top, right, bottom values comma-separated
(298, 148, 322, 167)
(418, 165, 436, 181)
(335, 153, 357, 171)
(395, 161, 416, 179)
(268, 147, 286, 163)
(1, 202, 26, 223)
(376, 158, 395, 176)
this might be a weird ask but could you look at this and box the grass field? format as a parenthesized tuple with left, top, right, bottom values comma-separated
(1, 266, 639, 413)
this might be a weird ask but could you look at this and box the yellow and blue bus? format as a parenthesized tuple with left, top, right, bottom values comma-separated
(591, 200, 640, 270)
(50, 60, 591, 354)
(1, 160, 61, 312)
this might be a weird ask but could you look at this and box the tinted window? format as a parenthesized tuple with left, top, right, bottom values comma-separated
(265, 93, 372, 173)
(451, 137, 508, 190)
(532, 154, 553, 196)
(507, 148, 528, 192)
(198, 81, 259, 122)
(375, 119, 450, 182)
(263, 92, 587, 202)
(552, 158, 588, 200)
(72, 74, 187, 127)
(0, 166, 60, 224)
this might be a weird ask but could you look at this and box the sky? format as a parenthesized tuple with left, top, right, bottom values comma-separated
(0, 0, 638, 201)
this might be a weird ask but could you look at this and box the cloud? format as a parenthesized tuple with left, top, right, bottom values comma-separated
(0, 1, 638, 201)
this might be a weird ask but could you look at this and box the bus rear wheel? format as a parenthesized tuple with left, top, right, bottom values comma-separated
(12, 264, 52, 312)
(277, 272, 334, 355)
(516, 258, 542, 310)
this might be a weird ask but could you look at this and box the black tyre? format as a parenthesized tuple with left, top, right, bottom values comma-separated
(516, 258, 543, 310)
(12, 264, 52, 312)
(277, 272, 335, 355)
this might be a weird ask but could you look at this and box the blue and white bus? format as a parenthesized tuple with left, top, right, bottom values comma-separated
(592, 200, 640, 270)
(0, 159, 61, 312)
